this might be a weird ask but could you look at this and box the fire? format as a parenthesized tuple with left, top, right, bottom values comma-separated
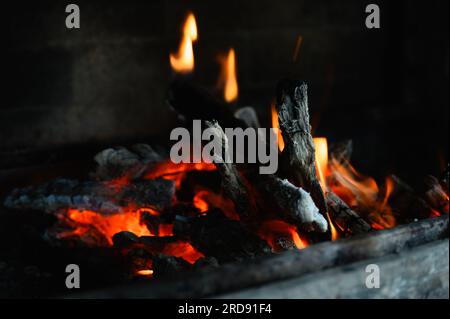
(162, 241, 204, 264)
(218, 48, 239, 102)
(328, 158, 396, 229)
(313, 137, 329, 192)
(136, 269, 154, 277)
(193, 189, 240, 220)
(258, 220, 307, 252)
(170, 12, 198, 73)
(271, 102, 285, 152)
(58, 208, 151, 246)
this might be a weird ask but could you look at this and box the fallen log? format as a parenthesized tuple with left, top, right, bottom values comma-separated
(4, 178, 175, 214)
(275, 80, 328, 221)
(326, 191, 372, 235)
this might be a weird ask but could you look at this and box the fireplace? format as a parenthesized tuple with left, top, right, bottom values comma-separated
(1, 0, 448, 299)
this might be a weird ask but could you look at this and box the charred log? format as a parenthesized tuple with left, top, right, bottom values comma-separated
(326, 191, 372, 235)
(204, 120, 254, 219)
(167, 79, 246, 129)
(173, 209, 271, 263)
(4, 178, 175, 214)
(275, 80, 328, 221)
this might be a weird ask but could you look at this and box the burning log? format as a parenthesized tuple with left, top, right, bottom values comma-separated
(173, 209, 271, 263)
(167, 79, 246, 129)
(326, 191, 372, 235)
(4, 178, 175, 214)
(204, 120, 254, 219)
(275, 80, 328, 220)
(256, 175, 328, 233)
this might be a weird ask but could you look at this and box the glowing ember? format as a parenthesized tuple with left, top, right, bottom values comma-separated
(271, 102, 285, 152)
(170, 12, 198, 73)
(163, 241, 204, 264)
(258, 220, 307, 251)
(136, 269, 154, 276)
(193, 189, 240, 220)
(218, 48, 239, 102)
(58, 208, 151, 246)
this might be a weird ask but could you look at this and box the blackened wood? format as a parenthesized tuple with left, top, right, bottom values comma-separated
(204, 120, 254, 219)
(275, 80, 328, 224)
(173, 210, 271, 263)
(326, 191, 372, 235)
(389, 175, 432, 222)
(152, 254, 191, 278)
(4, 177, 175, 214)
(71, 215, 448, 299)
(218, 239, 449, 299)
(167, 79, 246, 129)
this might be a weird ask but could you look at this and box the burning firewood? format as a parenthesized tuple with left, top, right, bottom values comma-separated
(4, 178, 175, 214)
(275, 80, 328, 223)
(326, 191, 372, 235)
(256, 175, 328, 233)
(204, 120, 254, 219)
(173, 209, 271, 263)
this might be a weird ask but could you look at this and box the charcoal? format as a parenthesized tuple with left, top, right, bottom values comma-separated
(193, 257, 220, 270)
(174, 210, 271, 263)
(112, 231, 140, 249)
(152, 254, 191, 278)
(4, 178, 175, 214)
(140, 212, 161, 235)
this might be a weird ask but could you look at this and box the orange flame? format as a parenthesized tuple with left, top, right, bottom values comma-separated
(58, 208, 152, 246)
(258, 220, 307, 251)
(313, 137, 329, 192)
(218, 48, 239, 102)
(136, 269, 154, 277)
(170, 12, 198, 73)
(271, 102, 285, 152)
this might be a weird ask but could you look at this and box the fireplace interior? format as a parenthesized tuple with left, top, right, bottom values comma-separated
(1, 0, 449, 299)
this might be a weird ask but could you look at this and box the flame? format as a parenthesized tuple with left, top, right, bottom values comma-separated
(193, 189, 240, 220)
(328, 159, 396, 229)
(271, 102, 285, 152)
(218, 48, 239, 102)
(258, 220, 307, 251)
(58, 208, 152, 246)
(313, 137, 329, 192)
(136, 269, 154, 277)
(162, 241, 204, 264)
(170, 12, 198, 73)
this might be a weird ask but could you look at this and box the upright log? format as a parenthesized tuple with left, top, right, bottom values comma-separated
(275, 80, 328, 221)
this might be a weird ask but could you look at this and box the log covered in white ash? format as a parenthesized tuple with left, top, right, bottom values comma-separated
(4, 177, 175, 214)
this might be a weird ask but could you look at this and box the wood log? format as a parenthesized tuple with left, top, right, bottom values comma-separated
(204, 120, 254, 219)
(389, 175, 433, 222)
(173, 209, 271, 263)
(167, 79, 246, 129)
(326, 191, 372, 235)
(255, 175, 327, 233)
(70, 215, 449, 298)
(275, 80, 328, 221)
(3, 177, 175, 214)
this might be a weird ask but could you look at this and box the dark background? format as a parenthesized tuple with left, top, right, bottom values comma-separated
(1, 0, 449, 187)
